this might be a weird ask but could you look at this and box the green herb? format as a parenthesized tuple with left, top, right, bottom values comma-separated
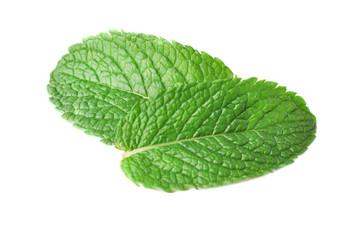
(48, 31, 316, 192)
(47, 30, 233, 145)
(116, 78, 316, 192)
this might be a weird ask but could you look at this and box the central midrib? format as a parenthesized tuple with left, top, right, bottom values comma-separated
(121, 129, 261, 158)
(58, 72, 150, 99)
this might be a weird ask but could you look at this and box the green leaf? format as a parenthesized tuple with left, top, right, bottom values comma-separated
(116, 78, 316, 192)
(48, 30, 233, 145)
(48, 30, 317, 192)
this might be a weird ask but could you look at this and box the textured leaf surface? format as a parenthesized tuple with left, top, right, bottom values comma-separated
(116, 78, 316, 192)
(48, 30, 233, 145)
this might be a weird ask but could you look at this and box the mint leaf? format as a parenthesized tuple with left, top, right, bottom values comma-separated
(48, 30, 316, 192)
(116, 78, 316, 192)
(48, 30, 233, 145)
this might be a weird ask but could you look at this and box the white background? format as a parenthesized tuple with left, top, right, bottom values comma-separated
(1, 0, 359, 239)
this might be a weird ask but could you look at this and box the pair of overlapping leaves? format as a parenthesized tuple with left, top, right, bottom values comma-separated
(48, 30, 316, 192)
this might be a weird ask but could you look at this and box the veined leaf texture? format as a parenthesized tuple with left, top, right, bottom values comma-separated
(48, 30, 233, 145)
(48, 30, 316, 192)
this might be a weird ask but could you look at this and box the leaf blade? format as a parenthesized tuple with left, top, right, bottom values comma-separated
(48, 30, 234, 145)
(117, 78, 316, 191)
